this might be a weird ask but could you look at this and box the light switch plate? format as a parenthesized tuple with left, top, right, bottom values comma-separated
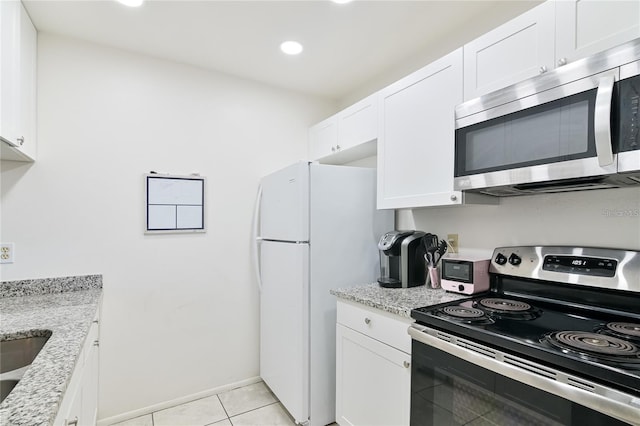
(1, 243, 15, 264)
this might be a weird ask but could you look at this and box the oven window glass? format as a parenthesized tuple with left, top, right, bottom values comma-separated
(455, 89, 597, 177)
(411, 340, 628, 426)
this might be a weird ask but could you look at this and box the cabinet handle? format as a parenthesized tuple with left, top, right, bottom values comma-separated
(65, 417, 78, 426)
(403, 361, 410, 368)
(539, 66, 548, 74)
(557, 58, 567, 67)
(93, 340, 100, 347)
(16, 137, 24, 146)
(92, 319, 99, 324)
(450, 194, 458, 202)
(364, 318, 371, 325)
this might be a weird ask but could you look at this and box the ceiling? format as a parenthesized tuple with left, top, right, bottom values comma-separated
(23, 0, 539, 101)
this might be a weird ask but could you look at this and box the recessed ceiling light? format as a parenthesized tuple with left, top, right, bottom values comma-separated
(280, 41, 304, 56)
(116, 0, 144, 7)
(332, 0, 353, 4)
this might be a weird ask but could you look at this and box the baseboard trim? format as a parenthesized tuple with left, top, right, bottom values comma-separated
(96, 376, 262, 426)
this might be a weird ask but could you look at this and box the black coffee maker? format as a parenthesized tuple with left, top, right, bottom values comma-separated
(377, 230, 427, 288)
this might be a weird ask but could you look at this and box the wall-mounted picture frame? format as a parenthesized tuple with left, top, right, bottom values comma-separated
(145, 173, 205, 234)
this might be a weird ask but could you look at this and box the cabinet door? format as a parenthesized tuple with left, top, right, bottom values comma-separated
(556, 0, 640, 65)
(337, 94, 377, 151)
(309, 116, 338, 161)
(463, 1, 555, 101)
(81, 320, 100, 425)
(18, 1, 36, 159)
(336, 324, 411, 426)
(0, 0, 21, 146)
(53, 349, 84, 426)
(377, 49, 463, 209)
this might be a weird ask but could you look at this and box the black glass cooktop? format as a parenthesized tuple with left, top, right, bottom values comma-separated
(411, 292, 640, 396)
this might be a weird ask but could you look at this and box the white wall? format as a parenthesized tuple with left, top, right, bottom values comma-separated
(397, 188, 640, 253)
(0, 34, 334, 419)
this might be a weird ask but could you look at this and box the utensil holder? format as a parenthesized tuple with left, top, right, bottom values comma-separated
(427, 266, 440, 289)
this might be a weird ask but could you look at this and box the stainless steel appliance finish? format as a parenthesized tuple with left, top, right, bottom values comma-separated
(408, 324, 640, 425)
(454, 38, 640, 196)
(0, 334, 50, 403)
(490, 246, 640, 293)
(409, 245, 640, 426)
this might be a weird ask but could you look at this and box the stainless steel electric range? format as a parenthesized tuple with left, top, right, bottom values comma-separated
(409, 246, 640, 426)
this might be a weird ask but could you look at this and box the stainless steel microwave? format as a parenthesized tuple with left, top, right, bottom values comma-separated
(454, 38, 640, 196)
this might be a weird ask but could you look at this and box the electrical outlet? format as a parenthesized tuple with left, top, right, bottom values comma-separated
(0, 243, 14, 264)
(447, 234, 458, 254)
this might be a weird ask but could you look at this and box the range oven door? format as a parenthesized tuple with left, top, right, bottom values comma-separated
(454, 68, 620, 195)
(409, 325, 638, 426)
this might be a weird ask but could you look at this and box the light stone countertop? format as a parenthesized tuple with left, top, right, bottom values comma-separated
(330, 282, 467, 318)
(0, 275, 103, 426)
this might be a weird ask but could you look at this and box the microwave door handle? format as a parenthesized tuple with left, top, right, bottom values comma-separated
(594, 75, 615, 167)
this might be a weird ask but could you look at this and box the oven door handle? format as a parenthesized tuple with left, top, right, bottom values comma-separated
(594, 75, 615, 167)
(408, 325, 640, 425)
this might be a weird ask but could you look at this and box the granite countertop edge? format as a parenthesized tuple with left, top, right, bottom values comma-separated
(0, 275, 103, 426)
(330, 282, 467, 318)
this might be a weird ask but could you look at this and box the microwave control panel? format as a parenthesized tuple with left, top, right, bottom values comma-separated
(619, 74, 639, 151)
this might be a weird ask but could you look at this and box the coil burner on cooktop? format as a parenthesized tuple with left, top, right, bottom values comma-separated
(473, 297, 541, 320)
(543, 331, 640, 365)
(601, 322, 640, 342)
(410, 246, 640, 424)
(434, 305, 493, 325)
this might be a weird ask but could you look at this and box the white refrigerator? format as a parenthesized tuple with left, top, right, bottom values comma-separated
(252, 161, 393, 426)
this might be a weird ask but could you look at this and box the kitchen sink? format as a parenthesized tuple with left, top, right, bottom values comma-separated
(0, 380, 19, 403)
(0, 333, 51, 403)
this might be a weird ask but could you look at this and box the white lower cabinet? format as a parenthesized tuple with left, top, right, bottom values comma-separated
(336, 300, 412, 426)
(54, 308, 100, 426)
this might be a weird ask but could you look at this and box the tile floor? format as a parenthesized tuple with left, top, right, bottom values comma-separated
(111, 381, 296, 426)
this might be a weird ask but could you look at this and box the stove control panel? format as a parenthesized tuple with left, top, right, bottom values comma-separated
(489, 246, 640, 293)
(542, 255, 617, 277)
(508, 253, 522, 266)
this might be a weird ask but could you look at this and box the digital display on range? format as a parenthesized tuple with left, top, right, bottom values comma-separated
(543, 255, 617, 277)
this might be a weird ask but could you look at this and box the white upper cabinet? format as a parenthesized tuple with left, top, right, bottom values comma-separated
(377, 49, 464, 209)
(464, 0, 640, 102)
(308, 94, 377, 165)
(336, 93, 377, 151)
(0, 0, 37, 162)
(555, 0, 640, 65)
(309, 116, 338, 161)
(1, 0, 21, 148)
(463, 1, 555, 101)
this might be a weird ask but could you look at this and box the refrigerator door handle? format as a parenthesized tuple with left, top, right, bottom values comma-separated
(252, 184, 263, 292)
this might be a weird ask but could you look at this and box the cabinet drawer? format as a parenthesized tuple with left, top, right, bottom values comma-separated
(337, 300, 413, 354)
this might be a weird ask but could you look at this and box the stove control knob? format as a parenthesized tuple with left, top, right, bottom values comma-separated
(458, 284, 465, 292)
(495, 253, 508, 265)
(508, 253, 522, 266)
